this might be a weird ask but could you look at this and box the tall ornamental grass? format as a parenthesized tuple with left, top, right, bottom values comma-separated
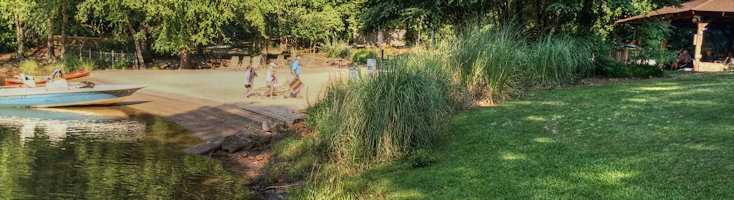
(452, 27, 526, 104)
(308, 50, 463, 163)
(452, 26, 595, 104)
(19, 59, 40, 75)
(524, 36, 594, 89)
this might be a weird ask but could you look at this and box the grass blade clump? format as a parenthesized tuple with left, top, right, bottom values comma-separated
(19, 59, 39, 75)
(524, 36, 594, 89)
(451, 26, 595, 104)
(308, 50, 461, 163)
(452, 26, 526, 104)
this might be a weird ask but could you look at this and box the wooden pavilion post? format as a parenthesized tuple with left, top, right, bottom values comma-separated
(694, 20, 709, 71)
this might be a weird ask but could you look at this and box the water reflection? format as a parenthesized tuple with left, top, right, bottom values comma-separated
(0, 108, 146, 145)
(0, 107, 252, 199)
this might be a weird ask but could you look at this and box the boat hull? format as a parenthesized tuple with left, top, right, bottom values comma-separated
(3, 71, 91, 86)
(0, 85, 144, 108)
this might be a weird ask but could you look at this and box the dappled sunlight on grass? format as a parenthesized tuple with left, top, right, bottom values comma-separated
(338, 72, 734, 199)
(526, 116, 547, 121)
(572, 170, 638, 186)
(633, 86, 682, 91)
(680, 144, 721, 151)
(500, 152, 527, 160)
(532, 137, 555, 143)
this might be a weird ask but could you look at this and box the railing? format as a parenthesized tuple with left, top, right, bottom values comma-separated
(78, 49, 137, 68)
(609, 48, 640, 63)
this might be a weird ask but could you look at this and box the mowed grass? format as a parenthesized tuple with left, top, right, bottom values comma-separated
(347, 72, 734, 199)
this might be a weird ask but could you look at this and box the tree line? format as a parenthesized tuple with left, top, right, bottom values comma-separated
(1, 0, 683, 68)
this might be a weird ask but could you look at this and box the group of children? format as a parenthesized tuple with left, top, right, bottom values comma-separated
(243, 56, 303, 98)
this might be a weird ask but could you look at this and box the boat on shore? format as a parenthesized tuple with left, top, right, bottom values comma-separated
(3, 70, 91, 87)
(0, 84, 145, 108)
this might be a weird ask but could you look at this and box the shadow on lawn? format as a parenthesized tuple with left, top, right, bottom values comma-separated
(355, 73, 734, 199)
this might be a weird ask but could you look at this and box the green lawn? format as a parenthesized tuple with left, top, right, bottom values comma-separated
(349, 72, 734, 199)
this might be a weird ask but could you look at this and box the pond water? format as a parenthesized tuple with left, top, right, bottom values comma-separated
(0, 107, 252, 199)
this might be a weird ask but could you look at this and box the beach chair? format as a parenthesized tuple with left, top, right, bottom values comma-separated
(228, 56, 240, 68)
(241, 56, 251, 68)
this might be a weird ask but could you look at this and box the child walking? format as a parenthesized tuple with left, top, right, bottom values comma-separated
(244, 66, 257, 98)
(265, 62, 278, 97)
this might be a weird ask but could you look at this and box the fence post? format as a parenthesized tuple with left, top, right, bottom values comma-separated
(88, 49, 91, 60)
(111, 50, 115, 68)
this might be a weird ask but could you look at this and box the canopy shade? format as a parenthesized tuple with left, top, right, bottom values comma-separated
(616, 0, 734, 24)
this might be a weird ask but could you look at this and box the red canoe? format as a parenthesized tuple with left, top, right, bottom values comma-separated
(3, 71, 92, 86)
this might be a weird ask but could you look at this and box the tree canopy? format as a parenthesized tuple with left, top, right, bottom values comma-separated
(0, 0, 686, 66)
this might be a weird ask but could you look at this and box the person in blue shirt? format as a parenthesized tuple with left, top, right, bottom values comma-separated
(286, 56, 304, 98)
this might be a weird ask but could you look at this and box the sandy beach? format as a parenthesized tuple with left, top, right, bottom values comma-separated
(74, 61, 348, 143)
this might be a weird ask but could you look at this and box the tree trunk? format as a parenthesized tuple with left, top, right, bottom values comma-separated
(415, 17, 423, 45)
(378, 24, 383, 53)
(60, 5, 68, 57)
(139, 24, 148, 54)
(514, 0, 524, 24)
(277, 13, 285, 50)
(535, 0, 544, 37)
(46, 13, 55, 61)
(125, 17, 145, 69)
(180, 48, 190, 69)
(14, 11, 24, 61)
(431, 29, 435, 47)
(579, 0, 595, 34)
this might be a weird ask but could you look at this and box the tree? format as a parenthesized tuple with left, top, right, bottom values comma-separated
(144, 0, 238, 69)
(0, 0, 35, 61)
(77, 0, 146, 68)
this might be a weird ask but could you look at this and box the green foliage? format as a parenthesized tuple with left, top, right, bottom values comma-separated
(595, 55, 664, 78)
(62, 53, 81, 71)
(79, 60, 95, 71)
(19, 59, 39, 75)
(321, 40, 351, 58)
(0, 23, 15, 53)
(147, 0, 238, 55)
(407, 149, 431, 168)
(351, 49, 376, 64)
(631, 19, 677, 65)
(603, 64, 663, 78)
(114, 58, 132, 70)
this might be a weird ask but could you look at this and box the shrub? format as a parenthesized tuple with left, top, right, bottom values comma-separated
(114, 59, 132, 70)
(351, 49, 376, 64)
(63, 53, 82, 72)
(601, 63, 664, 78)
(79, 60, 96, 71)
(19, 59, 39, 75)
(321, 40, 351, 58)
(408, 149, 432, 168)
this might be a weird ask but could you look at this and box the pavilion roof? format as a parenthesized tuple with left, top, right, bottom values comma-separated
(616, 0, 734, 24)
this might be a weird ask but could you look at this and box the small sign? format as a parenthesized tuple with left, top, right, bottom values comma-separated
(367, 59, 377, 74)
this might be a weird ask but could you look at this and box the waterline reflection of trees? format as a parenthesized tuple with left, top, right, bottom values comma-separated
(0, 114, 252, 199)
